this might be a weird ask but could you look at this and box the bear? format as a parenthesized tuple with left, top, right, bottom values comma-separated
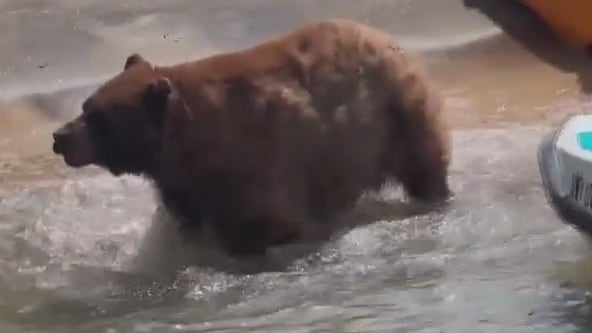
(52, 18, 452, 257)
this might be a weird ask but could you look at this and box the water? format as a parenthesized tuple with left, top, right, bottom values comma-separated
(1, 126, 590, 332)
(2, 0, 592, 332)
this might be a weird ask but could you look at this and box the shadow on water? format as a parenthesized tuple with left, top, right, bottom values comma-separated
(546, 261, 592, 332)
(463, 0, 592, 93)
(554, 295, 592, 333)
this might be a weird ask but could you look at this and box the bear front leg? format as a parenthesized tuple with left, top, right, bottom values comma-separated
(158, 186, 204, 233)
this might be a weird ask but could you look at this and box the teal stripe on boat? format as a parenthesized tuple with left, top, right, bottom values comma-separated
(577, 132, 592, 151)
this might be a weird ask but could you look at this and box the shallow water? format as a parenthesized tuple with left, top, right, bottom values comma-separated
(1, 126, 592, 332)
(3, 0, 592, 332)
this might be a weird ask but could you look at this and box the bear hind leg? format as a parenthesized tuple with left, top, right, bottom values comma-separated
(382, 85, 452, 204)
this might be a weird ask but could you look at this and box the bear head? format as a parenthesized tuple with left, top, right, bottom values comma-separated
(52, 53, 173, 176)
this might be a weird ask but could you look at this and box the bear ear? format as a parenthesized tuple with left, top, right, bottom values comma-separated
(124, 53, 147, 70)
(143, 77, 173, 126)
(146, 77, 172, 100)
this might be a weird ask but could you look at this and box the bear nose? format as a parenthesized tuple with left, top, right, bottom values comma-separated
(52, 127, 71, 154)
(52, 128, 68, 143)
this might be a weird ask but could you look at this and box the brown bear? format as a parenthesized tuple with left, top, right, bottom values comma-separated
(52, 18, 451, 257)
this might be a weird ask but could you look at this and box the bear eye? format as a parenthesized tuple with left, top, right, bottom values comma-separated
(85, 110, 110, 136)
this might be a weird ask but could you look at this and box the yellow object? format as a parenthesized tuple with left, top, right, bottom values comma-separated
(519, 0, 592, 50)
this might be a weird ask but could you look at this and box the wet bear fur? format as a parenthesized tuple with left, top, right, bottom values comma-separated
(52, 18, 451, 257)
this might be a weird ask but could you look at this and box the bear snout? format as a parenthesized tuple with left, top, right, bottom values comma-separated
(52, 121, 98, 168)
(52, 125, 72, 155)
